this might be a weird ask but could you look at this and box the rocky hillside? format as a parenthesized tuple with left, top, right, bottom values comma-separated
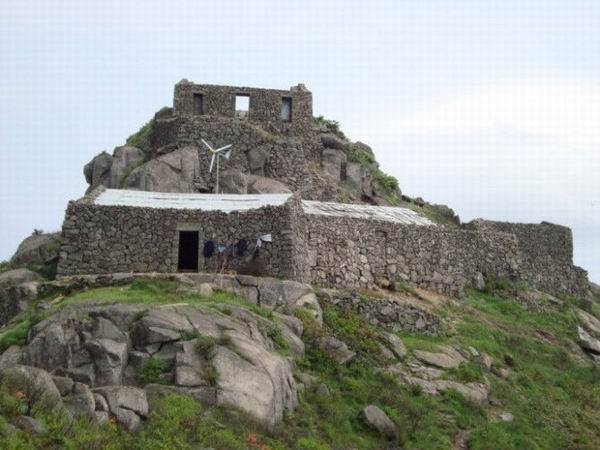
(83, 110, 459, 226)
(1, 270, 600, 449)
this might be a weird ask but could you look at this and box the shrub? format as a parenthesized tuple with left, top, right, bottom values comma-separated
(126, 119, 154, 148)
(136, 357, 172, 385)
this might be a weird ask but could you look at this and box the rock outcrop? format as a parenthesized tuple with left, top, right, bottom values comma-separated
(4, 299, 301, 427)
(10, 232, 61, 267)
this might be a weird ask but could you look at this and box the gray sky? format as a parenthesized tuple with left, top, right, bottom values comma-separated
(1, 1, 598, 282)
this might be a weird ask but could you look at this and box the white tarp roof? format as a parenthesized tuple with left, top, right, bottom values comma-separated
(94, 189, 292, 212)
(93, 189, 434, 225)
(301, 200, 435, 226)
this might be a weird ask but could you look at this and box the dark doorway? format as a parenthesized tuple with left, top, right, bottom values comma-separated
(178, 231, 199, 272)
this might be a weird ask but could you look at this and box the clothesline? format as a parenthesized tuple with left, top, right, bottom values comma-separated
(203, 234, 273, 258)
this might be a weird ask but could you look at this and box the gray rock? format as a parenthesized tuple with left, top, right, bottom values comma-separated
(174, 340, 209, 387)
(0, 365, 62, 410)
(123, 147, 200, 193)
(434, 380, 489, 406)
(0, 268, 42, 287)
(93, 393, 109, 412)
(577, 326, 600, 354)
(247, 147, 269, 175)
(480, 353, 493, 371)
(359, 405, 398, 438)
(114, 407, 142, 432)
(211, 336, 297, 428)
(95, 411, 110, 424)
(51, 376, 74, 396)
(85, 339, 128, 386)
(473, 272, 486, 291)
(322, 148, 346, 181)
(218, 169, 291, 195)
(413, 347, 466, 369)
(109, 145, 145, 188)
(13, 416, 47, 435)
(316, 383, 330, 397)
(92, 386, 148, 418)
(318, 336, 355, 364)
(499, 412, 514, 422)
(64, 382, 96, 418)
(11, 233, 61, 266)
(576, 309, 600, 337)
(84, 151, 113, 191)
(381, 332, 407, 358)
(0, 345, 25, 369)
(197, 283, 214, 297)
(321, 133, 347, 150)
(345, 162, 372, 197)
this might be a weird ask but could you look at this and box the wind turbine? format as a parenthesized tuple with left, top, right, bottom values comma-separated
(201, 139, 233, 194)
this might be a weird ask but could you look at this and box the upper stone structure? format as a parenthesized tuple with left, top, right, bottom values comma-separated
(70, 80, 590, 298)
(173, 80, 314, 134)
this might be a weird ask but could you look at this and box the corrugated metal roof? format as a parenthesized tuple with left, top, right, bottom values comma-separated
(94, 189, 292, 212)
(301, 200, 435, 226)
(93, 190, 434, 225)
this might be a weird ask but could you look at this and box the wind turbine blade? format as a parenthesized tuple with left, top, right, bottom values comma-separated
(201, 139, 215, 153)
(209, 153, 216, 172)
(214, 144, 232, 153)
(223, 148, 233, 159)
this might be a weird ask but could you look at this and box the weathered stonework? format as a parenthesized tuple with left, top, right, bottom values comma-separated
(58, 189, 298, 280)
(173, 80, 314, 135)
(57, 190, 589, 298)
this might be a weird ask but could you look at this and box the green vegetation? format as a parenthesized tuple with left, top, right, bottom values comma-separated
(2, 276, 600, 449)
(345, 141, 401, 203)
(0, 259, 58, 280)
(126, 119, 154, 148)
(315, 115, 346, 140)
(136, 357, 172, 385)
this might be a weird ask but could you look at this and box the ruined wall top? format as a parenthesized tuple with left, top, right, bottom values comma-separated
(172, 80, 313, 132)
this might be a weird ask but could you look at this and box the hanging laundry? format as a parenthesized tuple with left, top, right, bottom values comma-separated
(203, 241, 215, 258)
(217, 244, 226, 254)
(256, 233, 273, 248)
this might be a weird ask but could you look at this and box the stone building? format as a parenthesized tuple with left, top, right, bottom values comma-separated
(57, 188, 589, 297)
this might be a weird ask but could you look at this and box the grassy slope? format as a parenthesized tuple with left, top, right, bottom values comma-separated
(1, 280, 600, 449)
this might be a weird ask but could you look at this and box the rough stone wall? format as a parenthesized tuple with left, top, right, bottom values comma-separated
(464, 220, 589, 295)
(173, 81, 313, 136)
(58, 193, 589, 297)
(302, 215, 522, 297)
(57, 193, 298, 279)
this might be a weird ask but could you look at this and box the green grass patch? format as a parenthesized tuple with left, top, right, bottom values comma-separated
(126, 118, 154, 148)
(136, 357, 172, 385)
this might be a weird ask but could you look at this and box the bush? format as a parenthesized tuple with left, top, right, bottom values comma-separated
(126, 119, 154, 148)
(136, 357, 172, 385)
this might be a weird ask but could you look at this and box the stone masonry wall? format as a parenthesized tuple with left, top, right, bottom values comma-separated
(173, 80, 313, 136)
(301, 215, 522, 297)
(57, 193, 298, 279)
(465, 220, 589, 295)
(58, 194, 589, 297)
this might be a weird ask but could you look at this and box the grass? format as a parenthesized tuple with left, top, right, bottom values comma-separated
(126, 119, 154, 148)
(2, 277, 600, 449)
(136, 357, 172, 385)
(0, 259, 58, 280)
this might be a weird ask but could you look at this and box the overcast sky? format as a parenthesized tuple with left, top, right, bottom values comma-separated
(1, 1, 598, 282)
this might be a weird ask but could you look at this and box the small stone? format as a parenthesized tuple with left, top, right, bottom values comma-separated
(359, 405, 398, 438)
(499, 412, 514, 422)
(316, 383, 330, 397)
(14, 416, 47, 435)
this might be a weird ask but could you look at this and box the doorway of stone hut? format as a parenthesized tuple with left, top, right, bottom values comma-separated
(177, 231, 199, 272)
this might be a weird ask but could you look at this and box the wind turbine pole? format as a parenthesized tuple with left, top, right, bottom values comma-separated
(216, 154, 220, 194)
